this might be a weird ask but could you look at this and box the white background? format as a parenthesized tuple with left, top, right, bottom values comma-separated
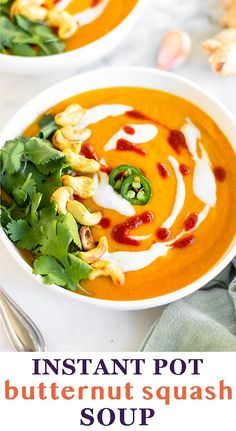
(0, 0, 236, 351)
(0, 353, 234, 430)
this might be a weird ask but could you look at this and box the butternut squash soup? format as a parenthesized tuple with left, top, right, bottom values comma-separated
(1, 87, 235, 301)
(0, 0, 138, 56)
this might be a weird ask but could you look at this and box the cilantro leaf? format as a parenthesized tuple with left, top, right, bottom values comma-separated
(25, 137, 65, 173)
(30, 192, 42, 224)
(38, 201, 57, 231)
(1, 138, 24, 175)
(24, 162, 45, 185)
(37, 170, 63, 207)
(6, 219, 41, 250)
(40, 213, 81, 263)
(33, 253, 92, 293)
(0, 15, 29, 51)
(12, 172, 36, 207)
(11, 43, 36, 57)
(0, 204, 13, 228)
(0, 14, 65, 56)
(33, 255, 73, 287)
(65, 254, 92, 292)
(14, 15, 65, 56)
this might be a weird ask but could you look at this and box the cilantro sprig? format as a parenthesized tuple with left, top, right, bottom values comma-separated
(0, 134, 93, 294)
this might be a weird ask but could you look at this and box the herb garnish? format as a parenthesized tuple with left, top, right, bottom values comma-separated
(0, 135, 92, 294)
(0, 2, 65, 56)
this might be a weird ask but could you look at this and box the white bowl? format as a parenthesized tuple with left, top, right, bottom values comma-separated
(1, 67, 236, 310)
(0, 0, 146, 75)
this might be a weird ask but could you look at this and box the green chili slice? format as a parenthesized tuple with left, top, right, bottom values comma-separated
(109, 164, 143, 191)
(120, 174, 152, 205)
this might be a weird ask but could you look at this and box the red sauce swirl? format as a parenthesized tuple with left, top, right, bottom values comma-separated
(213, 166, 226, 182)
(172, 235, 196, 248)
(112, 211, 154, 245)
(184, 213, 198, 231)
(116, 139, 147, 156)
(81, 143, 99, 161)
(179, 163, 190, 176)
(123, 125, 135, 135)
(99, 217, 112, 229)
(156, 227, 171, 241)
(100, 164, 112, 175)
(157, 162, 170, 178)
(168, 130, 187, 153)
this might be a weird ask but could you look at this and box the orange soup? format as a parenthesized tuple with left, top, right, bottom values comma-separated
(23, 87, 236, 301)
(56, 0, 138, 51)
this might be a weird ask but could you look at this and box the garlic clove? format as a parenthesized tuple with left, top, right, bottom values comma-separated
(157, 30, 192, 71)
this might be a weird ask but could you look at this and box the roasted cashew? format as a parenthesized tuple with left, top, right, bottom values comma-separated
(64, 149, 100, 174)
(50, 186, 73, 214)
(89, 260, 125, 286)
(52, 126, 91, 153)
(78, 236, 108, 264)
(61, 175, 96, 199)
(55, 104, 85, 127)
(10, 0, 47, 21)
(80, 226, 96, 251)
(52, 129, 82, 154)
(67, 200, 102, 226)
(47, 9, 78, 40)
(62, 126, 91, 143)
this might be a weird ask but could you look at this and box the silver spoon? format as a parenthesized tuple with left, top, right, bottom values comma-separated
(0, 286, 46, 352)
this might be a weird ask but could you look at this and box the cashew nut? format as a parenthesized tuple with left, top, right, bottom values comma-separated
(52, 129, 82, 154)
(47, 9, 78, 40)
(55, 104, 86, 127)
(64, 149, 100, 174)
(61, 175, 96, 199)
(80, 226, 96, 251)
(50, 186, 73, 214)
(53, 126, 91, 153)
(10, 0, 48, 21)
(62, 126, 91, 143)
(78, 236, 108, 264)
(89, 260, 125, 286)
(67, 200, 102, 226)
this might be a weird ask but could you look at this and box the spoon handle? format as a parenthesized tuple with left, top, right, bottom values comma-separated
(0, 286, 46, 352)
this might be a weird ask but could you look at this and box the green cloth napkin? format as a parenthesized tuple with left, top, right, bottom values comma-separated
(141, 258, 236, 352)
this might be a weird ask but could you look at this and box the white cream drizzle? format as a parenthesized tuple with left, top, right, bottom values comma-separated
(103, 243, 168, 272)
(56, 0, 110, 27)
(55, 0, 72, 10)
(181, 119, 217, 207)
(196, 204, 210, 227)
(104, 124, 158, 151)
(93, 172, 135, 217)
(79, 104, 133, 129)
(129, 234, 152, 241)
(161, 156, 185, 229)
(74, 0, 109, 26)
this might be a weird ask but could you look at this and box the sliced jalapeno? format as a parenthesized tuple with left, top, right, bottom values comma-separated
(109, 165, 143, 191)
(120, 174, 152, 205)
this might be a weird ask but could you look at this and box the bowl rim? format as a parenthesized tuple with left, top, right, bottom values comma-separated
(0, 0, 147, 67)
(0, 66, 236, 310)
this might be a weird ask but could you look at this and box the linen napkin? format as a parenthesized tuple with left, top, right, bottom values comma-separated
(141, 258, 236, 351)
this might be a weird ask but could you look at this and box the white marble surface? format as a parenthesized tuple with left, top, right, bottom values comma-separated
(0, 0, 235, 352)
